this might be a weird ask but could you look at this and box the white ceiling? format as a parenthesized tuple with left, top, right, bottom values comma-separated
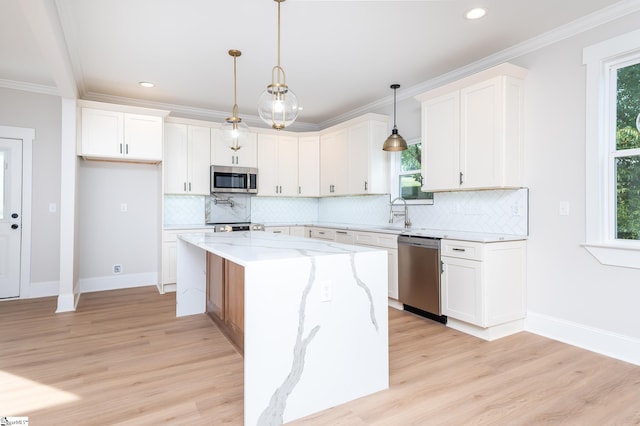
(1, 0, 635, 131)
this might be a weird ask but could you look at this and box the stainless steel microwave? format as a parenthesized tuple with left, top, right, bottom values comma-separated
(210, 165, 258, 194)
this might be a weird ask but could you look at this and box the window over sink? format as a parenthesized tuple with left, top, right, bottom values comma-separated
(395, 140, 433, 204)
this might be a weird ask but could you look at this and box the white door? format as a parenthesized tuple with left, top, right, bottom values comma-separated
(0, 138, 22, 298)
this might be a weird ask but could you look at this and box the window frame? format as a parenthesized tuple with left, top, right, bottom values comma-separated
(583, 28, 640, 269)
(391, 138, 434, 205)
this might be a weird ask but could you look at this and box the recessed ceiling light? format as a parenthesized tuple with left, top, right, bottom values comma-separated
(465, 7, 487, 20)
(139, 81, 155, 88)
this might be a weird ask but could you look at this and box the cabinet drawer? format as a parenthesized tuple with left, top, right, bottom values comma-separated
(310, 228, 335, 240)
(335, 230, 354, 244)
(354, 231, 398, 249)
(442, 239, 483, 261)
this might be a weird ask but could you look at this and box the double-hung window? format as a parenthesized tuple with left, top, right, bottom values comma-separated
(394, 140, 433, 204)
(584, 29, 640, 269)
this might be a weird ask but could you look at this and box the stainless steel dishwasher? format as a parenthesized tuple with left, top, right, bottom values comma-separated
(397, 234, 447, 324)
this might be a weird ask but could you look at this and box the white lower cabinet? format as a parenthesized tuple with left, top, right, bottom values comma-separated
(334, 230, 354, 244)
(305, 227, 399, 300)
(441, 239, 526, 339)
(162, 229, 206, 292)
(289, 226, 306, 237)
(265, 226, 290, 235)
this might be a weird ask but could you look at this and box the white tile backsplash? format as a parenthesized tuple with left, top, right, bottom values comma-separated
(165, 189, 529, 235)
(251, 197, 319, 224)
(164, 195, 205, 225)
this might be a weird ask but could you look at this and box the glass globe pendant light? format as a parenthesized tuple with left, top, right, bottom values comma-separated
(382, 84, 408, 151)
(222, 49, 250, 151)
(258, 0, 299, 130)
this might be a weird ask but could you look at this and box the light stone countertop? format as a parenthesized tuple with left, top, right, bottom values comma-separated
(166, 222, 527, 243)
(176, 230, 380, 267)
(263, 222, 528, 242)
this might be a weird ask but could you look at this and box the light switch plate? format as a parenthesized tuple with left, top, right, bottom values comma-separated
(559, 201, 570, 216)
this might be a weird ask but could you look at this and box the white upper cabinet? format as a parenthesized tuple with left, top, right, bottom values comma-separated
(347, 119, 390, 195)
(80, 107, 164, 163)
(164, 123, 211, 195)
(320, 114, 390, 197)
(417, 63, 527, 192)
(211, 128, 257, 167)
(297, 134, 320, 197)
(257, 132, 299, 196)
(320, 129, 349, 196)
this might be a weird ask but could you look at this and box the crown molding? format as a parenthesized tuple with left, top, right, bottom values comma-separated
(320, 0, 640, 129)
(82, 92, 321, 132)
(0, 79, 60, 97)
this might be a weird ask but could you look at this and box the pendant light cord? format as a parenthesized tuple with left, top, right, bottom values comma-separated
(393, 86, 397, 129)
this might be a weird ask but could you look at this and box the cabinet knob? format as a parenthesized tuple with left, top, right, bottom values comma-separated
(11, 213, 18, 219)
(11, 224, 19, 230)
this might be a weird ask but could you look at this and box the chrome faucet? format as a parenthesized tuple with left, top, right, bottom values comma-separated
(389, 197, 411, 228)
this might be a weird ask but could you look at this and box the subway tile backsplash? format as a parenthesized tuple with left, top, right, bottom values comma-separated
(165, 188, 529, 236)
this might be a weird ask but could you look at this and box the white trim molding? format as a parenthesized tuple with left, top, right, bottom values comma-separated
(526, 312, 640, 366)
(78, 272, 158, 294)
(583, 28, 640, 269)
(0, 125, 33, 301)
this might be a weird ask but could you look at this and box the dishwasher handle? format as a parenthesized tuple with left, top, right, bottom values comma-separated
(398, 234, 441, 249)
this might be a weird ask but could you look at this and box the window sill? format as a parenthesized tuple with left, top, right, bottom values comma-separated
(583, 242, 640, 270)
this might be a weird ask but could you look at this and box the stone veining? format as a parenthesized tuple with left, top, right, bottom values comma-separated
(257, 255, 320, 426)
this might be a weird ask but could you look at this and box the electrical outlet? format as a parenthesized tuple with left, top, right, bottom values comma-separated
(113, 264, 122, 274)
(320, 280, 332, 302)
(49, 203, 57, 213)
(120, 203, 128, 212)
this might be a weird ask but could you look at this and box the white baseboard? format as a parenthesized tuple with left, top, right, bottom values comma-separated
(388, 298, 403, 310)
(447, 318, 524, 341)
(56, 292, 76, 313)
(79, 272, 158, 293)
(525, 312, 640, 366)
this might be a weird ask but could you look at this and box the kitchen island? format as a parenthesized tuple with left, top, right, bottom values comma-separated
(176, 231, 389, 425)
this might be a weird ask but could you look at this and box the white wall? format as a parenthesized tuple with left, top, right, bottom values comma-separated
(0, 87, 61, 286)
(77, 161, 160, 291)
(513, 11, 640, 361)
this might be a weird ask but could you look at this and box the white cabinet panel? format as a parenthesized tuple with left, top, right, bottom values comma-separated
(211, 128, 257, 167)
(164, 123, 211, 195)
(418, 64, 526, 192)
(257, 133, 298, 196)
(441, 239, 526, 329)
(124, 113, 163, 161)
(320, 129, 349, 196)
(298, 135, 320, 197)
(320, 116, 390, 197)
(80, 108, 163, 162)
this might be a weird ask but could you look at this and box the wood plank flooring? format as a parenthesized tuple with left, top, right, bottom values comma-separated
(1, 286, 639, 425)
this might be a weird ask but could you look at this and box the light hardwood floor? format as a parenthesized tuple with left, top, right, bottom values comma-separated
(1, 286, 639, 425)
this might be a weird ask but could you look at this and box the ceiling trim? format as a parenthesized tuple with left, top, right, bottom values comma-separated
(18, 0, 77, 99)
(319, 0, 640, 129)
(82, 91, 321, 132)
(55, 0, 86, 96)
(0, 79, 59, 97)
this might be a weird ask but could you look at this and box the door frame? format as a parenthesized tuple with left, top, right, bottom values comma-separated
(0, 125, 33, 299)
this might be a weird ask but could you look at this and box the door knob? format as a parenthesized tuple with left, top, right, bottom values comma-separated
(11, 213, 18, 219)
(11, 224, 19, 229)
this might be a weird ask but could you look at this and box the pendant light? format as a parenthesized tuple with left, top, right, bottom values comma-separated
(222, 49, 249, 151)
(382, 84, 408, 151)
(258, 0, 299, 130)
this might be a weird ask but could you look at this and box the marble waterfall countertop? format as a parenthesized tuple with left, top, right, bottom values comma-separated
(177, 229, 382, 266)
(176, 230, 389, 425)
